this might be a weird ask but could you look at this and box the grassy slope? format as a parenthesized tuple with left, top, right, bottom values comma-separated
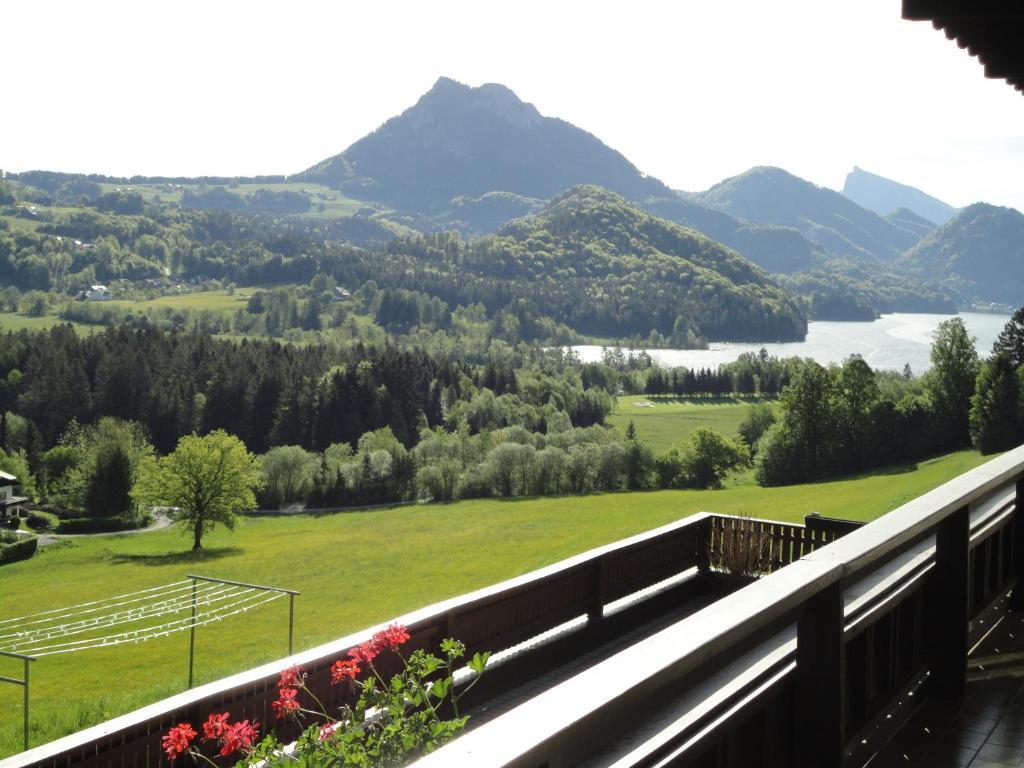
(607, 396, 773, 454)
(0, 449, 991, 755)
(0, 312, 95, 334)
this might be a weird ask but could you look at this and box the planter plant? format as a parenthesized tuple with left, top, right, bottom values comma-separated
(162, 624, 489, 767)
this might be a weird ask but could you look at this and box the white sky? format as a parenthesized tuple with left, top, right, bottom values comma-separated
(3, 0, 1024, 211)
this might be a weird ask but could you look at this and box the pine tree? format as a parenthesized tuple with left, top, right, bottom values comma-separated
(969, 353, 1020, 454)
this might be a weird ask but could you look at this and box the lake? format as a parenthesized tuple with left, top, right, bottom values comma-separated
(572, 312, 1010, 373)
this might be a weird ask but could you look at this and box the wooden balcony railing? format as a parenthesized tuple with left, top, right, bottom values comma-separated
(3, 507, 721, 767)
(7, 443, 1014, 768)
(410, 445, 1024, 768)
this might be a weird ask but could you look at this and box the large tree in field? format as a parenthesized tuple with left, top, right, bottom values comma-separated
(132, 430, 263, 550)
(926, 317, 978, 450)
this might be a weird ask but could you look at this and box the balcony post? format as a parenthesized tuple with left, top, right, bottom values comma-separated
(931, 505, 969, 699)
(1013, 479, 1024, 611)
(795, 579, 845, 768)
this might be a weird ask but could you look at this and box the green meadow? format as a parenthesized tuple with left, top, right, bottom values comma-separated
(0, 448, 992, 756)
(608, 396, 775, 454)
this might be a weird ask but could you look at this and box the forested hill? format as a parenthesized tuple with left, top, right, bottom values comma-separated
(297, 77, 672, 214)
(842, 166, 957, 225)
(898, 203, 1024, 304)
(481, 186, 807, 342)
(692, 166, 923, 262)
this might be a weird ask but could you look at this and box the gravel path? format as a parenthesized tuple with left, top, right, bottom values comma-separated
(36, 511, 173, 547)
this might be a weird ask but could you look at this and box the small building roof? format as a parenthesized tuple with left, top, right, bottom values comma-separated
(0, 470, 17, 486)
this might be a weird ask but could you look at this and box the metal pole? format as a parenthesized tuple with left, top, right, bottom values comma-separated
(187, 578, 197, 688)
(1, 651, 35, 753)
(23, 657, 29, 752)
(288, 594, 295, 656)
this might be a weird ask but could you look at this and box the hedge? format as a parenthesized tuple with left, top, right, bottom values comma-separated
(0, 536, 38, 565)
(57, 514, 150, 534)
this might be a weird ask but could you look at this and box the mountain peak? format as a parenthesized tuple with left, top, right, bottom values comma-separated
(842, 167, 957, 224)
(297, 78, 670, 214)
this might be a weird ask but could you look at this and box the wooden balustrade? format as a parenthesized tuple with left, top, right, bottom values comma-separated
(0, 512, 711, 768)
(410, 445, 1024, 768)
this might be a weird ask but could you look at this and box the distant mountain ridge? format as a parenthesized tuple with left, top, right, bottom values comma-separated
(298, 77, 671, 214)
(843, 167, 957, 225)
(691, 166, 922, 262)
(899, 202, 1024, 304)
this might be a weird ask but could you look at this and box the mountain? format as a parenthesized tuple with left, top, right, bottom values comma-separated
(640, 195, 822, 274)
(481, 186, 807, 342)
(691, 166, 922, 262)
(298, 77, 672, 215)
(842, 167, 957, 225)
(884, 207, 937, 239)
(898, 202, 1024, 304)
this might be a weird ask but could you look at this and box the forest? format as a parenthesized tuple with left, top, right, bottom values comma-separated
(1, 309, 1022, 530)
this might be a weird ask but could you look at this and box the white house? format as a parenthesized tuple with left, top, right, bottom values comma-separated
(0, 470, 27, 521)
(333, 286, 353, 301)
(86, 284, 112, 301)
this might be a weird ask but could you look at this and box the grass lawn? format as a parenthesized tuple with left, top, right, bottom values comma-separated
(608, 396, 774, 454)
(0, 449, 994, 755)
(0, 312, 95, 335)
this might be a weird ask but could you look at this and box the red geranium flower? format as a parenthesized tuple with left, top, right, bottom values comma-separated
(347, 639, 379, 665)
(319, 721, 340, 742)
(277, 664, 305, 690)
(331, 659, 360, 684)
(220, 719, 260, 756)
(373, 624, 411, 651)
(162, 723, 197, 761)
(272, 687, 301, 719)
(201, 712, 231, 741)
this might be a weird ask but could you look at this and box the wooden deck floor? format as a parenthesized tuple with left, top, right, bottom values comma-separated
(870, 610, 1024, 768)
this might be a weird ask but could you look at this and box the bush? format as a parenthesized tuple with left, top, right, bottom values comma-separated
(58, 513, 150, 534)
(2, 515, 20, 530)
(26, 512, 52, 531)
(0, 536, 38, 565)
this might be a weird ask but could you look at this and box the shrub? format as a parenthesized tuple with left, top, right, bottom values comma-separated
(0, 535, 38, 565)
(26, 512, 52, 531)
(58, 513, 150, 534)
(707, 514, 772, 577)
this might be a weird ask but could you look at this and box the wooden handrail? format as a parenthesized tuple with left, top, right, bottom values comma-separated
(410, 445, 1024, 768)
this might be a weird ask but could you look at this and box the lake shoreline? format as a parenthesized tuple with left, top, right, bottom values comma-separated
(571, 312, 1009, 373)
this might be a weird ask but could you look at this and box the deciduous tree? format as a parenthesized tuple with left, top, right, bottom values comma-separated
(132, 430, 263, 550)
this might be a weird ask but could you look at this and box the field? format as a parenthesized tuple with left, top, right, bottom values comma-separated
(0, 448, 993, 756)
(96, 180, 369, 219)
(110, 288, 255, 312)
(0, 312, 94, 335)
(607, 396, 773, 454)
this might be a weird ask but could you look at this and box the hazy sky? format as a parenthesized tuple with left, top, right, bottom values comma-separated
(4, 0, 1024, 210)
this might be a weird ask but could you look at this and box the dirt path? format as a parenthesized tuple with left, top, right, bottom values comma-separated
(36, 511, 173, 547)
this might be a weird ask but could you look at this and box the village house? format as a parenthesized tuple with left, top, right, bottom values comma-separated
(0, 470, 28, 522)
(85, 285, 112, 301)
(332, 286, 353, 301)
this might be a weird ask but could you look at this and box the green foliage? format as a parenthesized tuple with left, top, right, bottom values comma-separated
(969, 353, 1021, 454)
(992, 305, 1024, 369)
(0, 535, 37, 565)
(899, 204, 1024, 305)
(737, 403, 776, 452)
(132, 430, 263, 550)
(259, 445, 319, 509)
(655, 428, 750, 489)
(925, 317, 979, 450)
